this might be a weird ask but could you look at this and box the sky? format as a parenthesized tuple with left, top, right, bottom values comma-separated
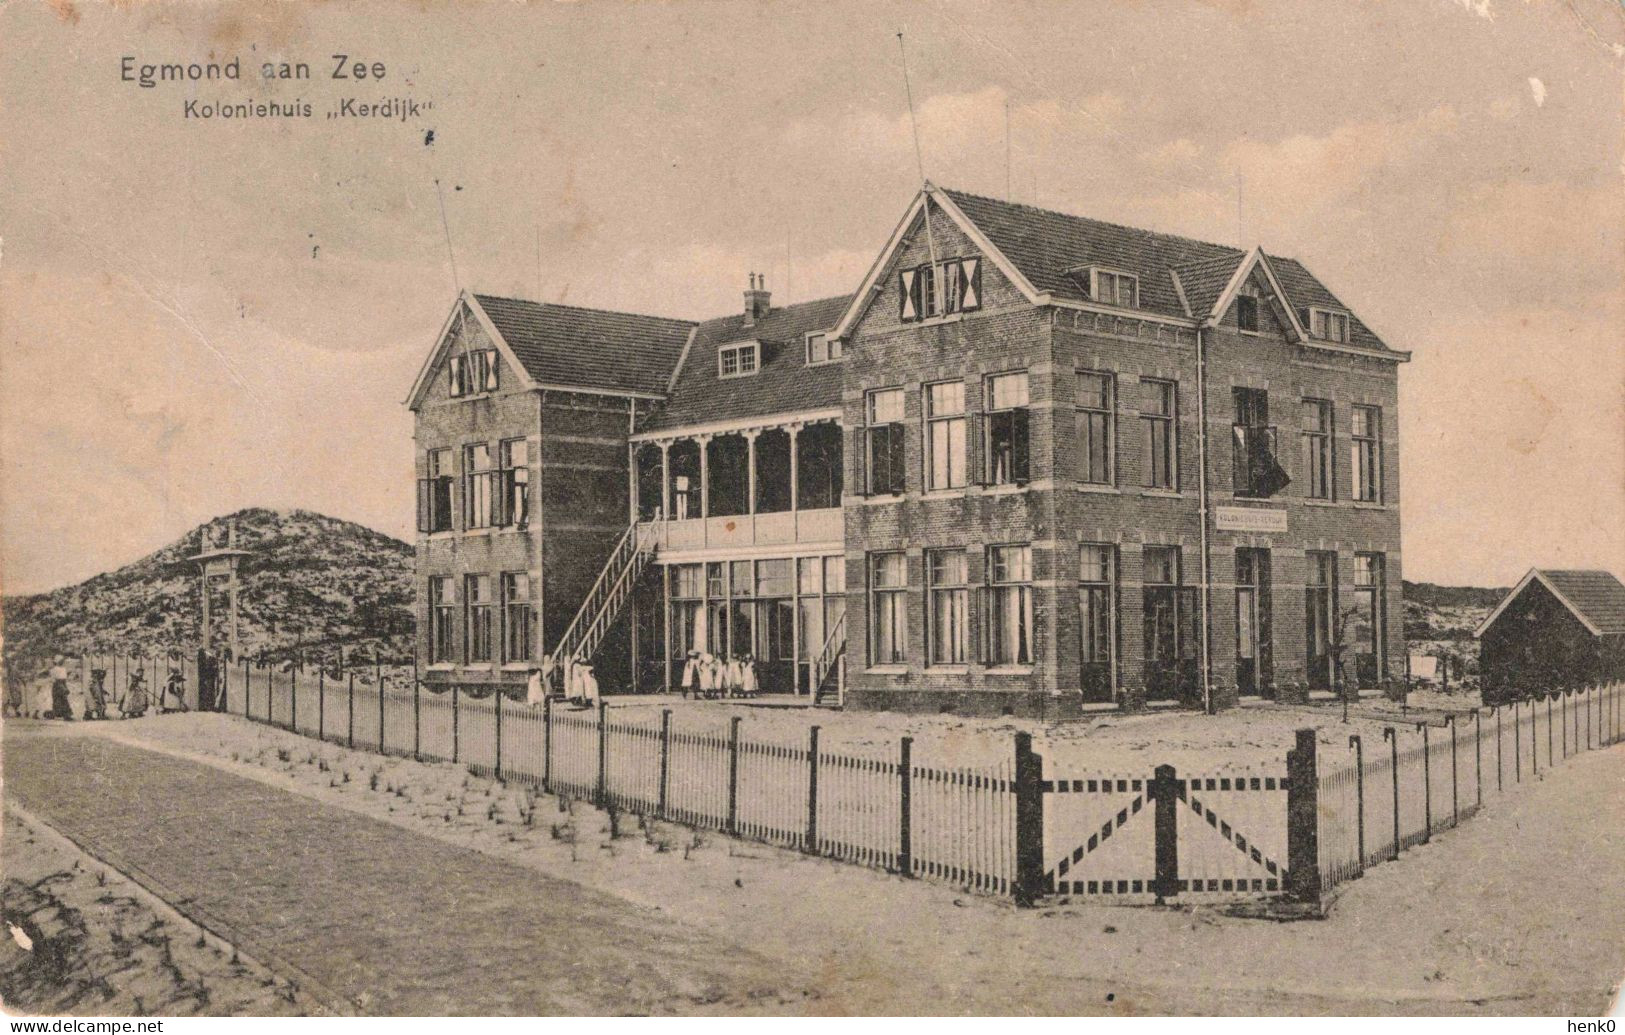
(2, 0, 1622, 595)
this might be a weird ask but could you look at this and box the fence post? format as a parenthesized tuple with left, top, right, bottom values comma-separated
(1150, 761, 1179, 905)
(1419, 723, 1432, 840)
(542, 695, 553, 794)
(1531, 696, 1539, 775)
(1014, 732, 1046, 907)
(318, 669, 326, 742)
(379, 669, 387, 753)
(1586, 685, 1592, 750)
(1475, 710, 1483, 809)
(452, 683, 460, 764)
(1348, 735, 1365, 874)
(291, 666, 298, 733)
(1547, 694, 1554, 768)
(494, 690, 504, 782)
(1446, 716, 1458, 828)
(1285, 729, 1321, 906)
(1514, 700, 1522, 783)
(657, 708, 671, 819)
(267, 665, 273, 726)
(898, 736, 913, 878)
(726, 716, 741, 836)
(413, 678, 421, 761)
(804, 725, 820, 854)
(597, 700, 610, 808)
(1495, 707, 1503, 791)
(1562, 691, 1568, 759)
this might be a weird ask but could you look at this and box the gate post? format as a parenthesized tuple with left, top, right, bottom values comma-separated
(804, 725, 820, 854)
(1151, 762, 1180, 904)
(1285, 728, 1321, 905)
(1013, 732, 1045, 907)
(898, 736, 913, 878)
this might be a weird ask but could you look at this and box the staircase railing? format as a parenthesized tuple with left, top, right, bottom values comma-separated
(810, 610, 846, 706)
(546, 509, 665, 688)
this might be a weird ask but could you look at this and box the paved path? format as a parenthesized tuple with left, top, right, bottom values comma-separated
(2, 730, 808, 1015)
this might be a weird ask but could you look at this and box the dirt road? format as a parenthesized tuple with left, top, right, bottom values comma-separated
(2, 730, 810, 1015)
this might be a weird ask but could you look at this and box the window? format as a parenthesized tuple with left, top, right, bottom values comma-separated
(927, 550, 969, 666)
(925, 381, 967, 490)
(465, 574, 494, 664)
(1140, 379, 1177, 490)
(502, 572, 532, 663)
(499, 438, 530, 529)
(1079, 544, 1117, 699)
(671, 564, 704, 659)
(464, 443, 497, 529)
(718, 342, 759, 378)
(1305, 551, 1337, 689)
(1352, 405, 1382, 502)
(1301, 400, 1333, 500)
(1142, 546, 1198, 698)
(1236, 294, 1260, 333)
(985, 372, 1030, 485)
(1232, 387, 1288, 498)
(1090, 269, 1138, 308)
(417, 448, 454, 533)
(1352, 554, 1386, 688)
(1310, 308, 1350, 343)
(449, 349, 499, 397)
(869, 552, 908, 666)
(865, 388, 906, 495)
(429, 576, 455, 664)
(986, 545, 1034, 666)
(898, 256, 982, 322)
(1075, 372, 1114, 485)
(806, 331, 842, 365)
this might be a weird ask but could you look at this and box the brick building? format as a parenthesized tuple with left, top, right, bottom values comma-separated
(408, 185, 1408, 715)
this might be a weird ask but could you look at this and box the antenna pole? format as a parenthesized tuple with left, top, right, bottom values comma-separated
(896, 32, 939, 270)
(434, 178, 460, 293)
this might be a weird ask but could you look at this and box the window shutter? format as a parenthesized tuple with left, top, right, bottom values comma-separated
(854, 427, 869, 497)
(417, 479, 432, 533)
(1012, 408, 1031, 483)
(960, 258, 981, 311)
(448, 356, 465, 396)
(485, 352, 500, 391)
(886, 423, 906, 494)
(899, 269, 918, 322)
(968, 410, 985, 486)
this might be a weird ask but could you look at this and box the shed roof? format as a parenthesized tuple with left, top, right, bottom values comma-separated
(1475, 568, 1625, 638)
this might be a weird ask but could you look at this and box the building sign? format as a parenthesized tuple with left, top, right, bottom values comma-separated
(1214, 506, 1288, 533)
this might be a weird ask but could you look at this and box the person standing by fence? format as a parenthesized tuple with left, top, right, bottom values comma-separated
(47, 659, 74, 720)
(85, 666, 109, 720)
(122, 667, 150, 718)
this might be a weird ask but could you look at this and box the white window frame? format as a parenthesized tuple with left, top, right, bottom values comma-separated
(1089, 267, 1139, 309)
(805, 330, 842, 366)
(1308, 306, 1351, 344)
(718, 342, 760, 379)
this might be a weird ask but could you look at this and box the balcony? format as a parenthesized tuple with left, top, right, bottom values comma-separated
(652, 506, 842, 552)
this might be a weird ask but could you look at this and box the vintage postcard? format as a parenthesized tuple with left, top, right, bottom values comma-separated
(1, 0, 1621, 1022)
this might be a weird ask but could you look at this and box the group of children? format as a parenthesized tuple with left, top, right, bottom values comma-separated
(677, 651, 760, 699)
(4, 658, 192, 721)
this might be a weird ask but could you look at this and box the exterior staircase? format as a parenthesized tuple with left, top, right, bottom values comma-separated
(546, 510, 665, 692)
(810, 611, 846, 708)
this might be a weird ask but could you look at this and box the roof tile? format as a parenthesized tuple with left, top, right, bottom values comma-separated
(473, 294, 695, 397)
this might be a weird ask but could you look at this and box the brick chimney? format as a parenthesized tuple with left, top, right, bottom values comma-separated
(743, 272, 771, 325)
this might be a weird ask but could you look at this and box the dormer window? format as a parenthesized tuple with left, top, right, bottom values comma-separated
(1309, 307, 1350, 343)
(898, 256, 982, 322)
(806, 331, 843, 366)
(449, 349, 499, 397)
(718, 342, 759, 378)
(1088, 268, 1138, 309)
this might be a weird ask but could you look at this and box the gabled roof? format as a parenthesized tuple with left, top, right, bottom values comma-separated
(405, 292, 695, 410)
(639, 295, 852, 435)
(1474, 568, 1625, 639)
(833, 185, 1405, 358)
(473, 294, 695, 397)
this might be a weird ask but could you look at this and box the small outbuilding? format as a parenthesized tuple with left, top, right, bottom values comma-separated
(1474, 568, 1625, 703)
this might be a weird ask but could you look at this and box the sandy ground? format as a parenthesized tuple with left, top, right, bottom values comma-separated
(12, 712, 1617, 1015)
(0, 806, 311, 1017)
